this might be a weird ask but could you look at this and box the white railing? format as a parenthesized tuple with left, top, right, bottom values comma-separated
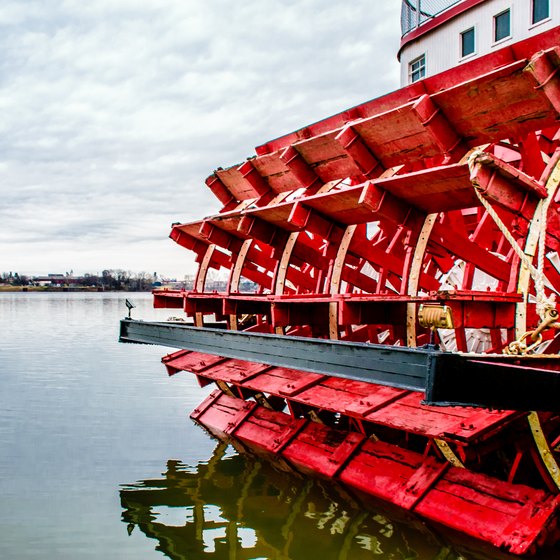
(401, 0, 465, 36)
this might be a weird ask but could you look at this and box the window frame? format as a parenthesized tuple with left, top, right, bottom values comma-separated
(493, 8, 511, 44)
(460, 27, 476, 59)
(531, 0, 550, 26)
(409, 54, 426, 84)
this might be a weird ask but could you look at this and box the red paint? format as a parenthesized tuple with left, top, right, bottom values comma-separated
(152, 24, 560, 556)
(166, 350, 529, 454)
(189, 391, 560, 555)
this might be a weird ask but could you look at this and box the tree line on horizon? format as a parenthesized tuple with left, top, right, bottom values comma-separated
(1, 270, 171, 291)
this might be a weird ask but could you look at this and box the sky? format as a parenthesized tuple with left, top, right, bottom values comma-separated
(1, 0, 402, 279)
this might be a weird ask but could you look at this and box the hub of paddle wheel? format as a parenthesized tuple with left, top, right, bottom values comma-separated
(122, 29, 560, 555)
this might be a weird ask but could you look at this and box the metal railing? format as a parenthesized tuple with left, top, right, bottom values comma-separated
(401, 0, 464, 36)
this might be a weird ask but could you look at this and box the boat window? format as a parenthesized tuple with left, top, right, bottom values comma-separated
(532, 0, 549, 24)
(409, 54, 426, 83)
(461, 27, 475, 57)
(494, 9, 511, 42)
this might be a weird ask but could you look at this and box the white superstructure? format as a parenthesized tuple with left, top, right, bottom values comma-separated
(399, 0, 558, 85)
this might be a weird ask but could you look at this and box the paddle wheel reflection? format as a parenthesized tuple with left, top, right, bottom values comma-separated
(120, 441, 542, 560)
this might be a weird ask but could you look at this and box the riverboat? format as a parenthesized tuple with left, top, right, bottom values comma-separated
(120, 1, 560, 555)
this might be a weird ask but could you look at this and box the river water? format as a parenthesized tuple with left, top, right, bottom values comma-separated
(0, 292, 553, 559)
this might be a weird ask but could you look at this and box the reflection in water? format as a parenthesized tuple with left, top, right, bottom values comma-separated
(120, 441, 521, 560)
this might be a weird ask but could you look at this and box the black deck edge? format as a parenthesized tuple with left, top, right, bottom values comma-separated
(120, 318, 560, 411)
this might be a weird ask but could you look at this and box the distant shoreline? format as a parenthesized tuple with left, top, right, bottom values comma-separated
(0, 286, 152, 293)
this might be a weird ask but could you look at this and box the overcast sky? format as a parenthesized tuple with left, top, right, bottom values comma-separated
(1, 0, 402, 279)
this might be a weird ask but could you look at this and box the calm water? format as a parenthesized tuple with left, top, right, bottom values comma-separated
(0, 292, 553, 559)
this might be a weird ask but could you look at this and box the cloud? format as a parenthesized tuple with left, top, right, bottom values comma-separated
(0, 0, 401, 278)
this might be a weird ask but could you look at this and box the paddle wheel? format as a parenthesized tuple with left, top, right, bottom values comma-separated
(119, 6, 560, 556)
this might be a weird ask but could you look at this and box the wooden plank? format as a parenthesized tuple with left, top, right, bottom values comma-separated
(190, 391, 244, 432)
(342, 439, 557, 554)
(366, 392, 521, 443)
(184, 296, 223, 317)
(434, 467, 544, 511)
(501, 494, 560, 554)
(242, 367, 326, 397)
(251, 151, 301, 194)
(201, 213, 244, 235)
(206, 174, 235, 206)
(442, 408, 525, 443)
(269, 99, 444, 178)
(238, 160, 271, 197)
(192, 358, 272, 384)
(280, 145, 323, 190)
(392, 457, 449, 510)
(372, 162, 470, 213)
(350, 101, 443, 168)
(294, 377, 407, 417)
(229, 403, 295, 455)
(525, 47, 560, 114)
(173, 220, 211, 239)
(189, 389, 223, 421)
(153, 290, 184, 309)
(366, 393, 471, 438)
(339, 439, 421, 503)
(415, 483, 521, 546)
(335, 125, 383, 178)
(278, 373, 328, 397)
(432, 59, 560, 144)
(162, 350, 227, 376)
(198, 221, 245, 253)
(256, 291, 520, 304)
(169, 227, 208, 255)
(268, 418, 308, 454)
(223, 400, 258, 435)
(233, 180, 359, 230)
(282, 421, 361, 478)
(301, 185, 375, 224)
(241, 200, 298, 230)
(271, 301, 330, 328)
(327, 431, 366, 477)
(215, 166, 261, 201)
(413, 467, 557, 554)
(290, 132, 363, 183)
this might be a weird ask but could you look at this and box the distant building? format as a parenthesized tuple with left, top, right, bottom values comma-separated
(33, 274, 78, 286)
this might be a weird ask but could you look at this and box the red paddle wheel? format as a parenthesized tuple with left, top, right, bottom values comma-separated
(123, 28, 560, 555)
